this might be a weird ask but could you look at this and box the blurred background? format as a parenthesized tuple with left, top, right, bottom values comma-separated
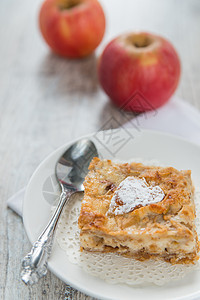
(1, 0, 200, 299)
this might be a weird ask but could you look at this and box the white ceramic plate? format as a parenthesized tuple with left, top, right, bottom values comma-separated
(23, 129, 200, 300)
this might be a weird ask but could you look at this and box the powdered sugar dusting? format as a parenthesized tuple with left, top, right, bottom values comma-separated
(107, 176, 165, 215)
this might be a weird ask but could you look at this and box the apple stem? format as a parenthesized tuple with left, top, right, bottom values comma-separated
(130, 35, 152, 48)
(58, 0, 81, 10)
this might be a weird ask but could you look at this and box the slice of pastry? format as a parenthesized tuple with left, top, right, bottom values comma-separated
(78, 158, 199, 264)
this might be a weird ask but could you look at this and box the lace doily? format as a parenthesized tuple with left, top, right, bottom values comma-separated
(55, 159, 200, 286)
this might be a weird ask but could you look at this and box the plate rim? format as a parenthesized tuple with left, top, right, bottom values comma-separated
(23, 129, 200, 300)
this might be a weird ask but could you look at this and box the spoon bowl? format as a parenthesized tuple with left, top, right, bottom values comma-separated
(56, 139, 98, 192)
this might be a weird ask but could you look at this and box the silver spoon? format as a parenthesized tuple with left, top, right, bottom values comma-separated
(21, 139, 98, 285)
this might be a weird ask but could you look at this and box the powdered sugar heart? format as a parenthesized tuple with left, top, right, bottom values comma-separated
(107, 176, 165, 215)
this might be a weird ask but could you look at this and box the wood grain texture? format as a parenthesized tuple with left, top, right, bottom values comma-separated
(0, 0, 200, 299)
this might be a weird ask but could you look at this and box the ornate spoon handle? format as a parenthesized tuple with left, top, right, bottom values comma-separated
(21, 189, 73, 285)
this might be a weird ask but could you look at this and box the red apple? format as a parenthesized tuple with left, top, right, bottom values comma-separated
(39, 0, 106, 58)
(98, 32, 181, 112)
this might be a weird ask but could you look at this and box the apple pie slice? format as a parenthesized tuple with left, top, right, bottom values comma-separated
(78, 158, 199, 264)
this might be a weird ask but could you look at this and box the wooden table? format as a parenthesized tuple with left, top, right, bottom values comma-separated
(1, 0, 200, 299)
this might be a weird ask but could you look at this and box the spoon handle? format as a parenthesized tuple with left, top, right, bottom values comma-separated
(21, 189, 73, 285)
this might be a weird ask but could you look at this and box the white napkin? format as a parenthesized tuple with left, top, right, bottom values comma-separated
(7, 188, 25, 217)
(7, 96, 200, 217)
(124, 96, 200, 145)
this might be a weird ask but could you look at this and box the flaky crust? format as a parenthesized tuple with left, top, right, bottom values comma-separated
(78, 158, 199, 264)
